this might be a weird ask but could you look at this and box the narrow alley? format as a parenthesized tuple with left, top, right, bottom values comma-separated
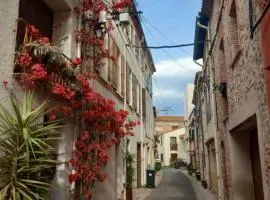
(148, 169, 196, 200)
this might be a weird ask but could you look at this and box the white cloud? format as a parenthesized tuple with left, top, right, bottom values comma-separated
(154, 57, 201, 77)
(153, 88, 184, 99)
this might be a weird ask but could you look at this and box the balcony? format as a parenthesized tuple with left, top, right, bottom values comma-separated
(170, 143, 178, 151)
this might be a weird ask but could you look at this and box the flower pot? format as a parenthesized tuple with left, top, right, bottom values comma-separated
(195, 171, 201, 181)
(201, 180, 207, 189)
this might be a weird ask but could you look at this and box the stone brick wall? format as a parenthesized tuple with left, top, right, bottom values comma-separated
(206, 0, 270, 199)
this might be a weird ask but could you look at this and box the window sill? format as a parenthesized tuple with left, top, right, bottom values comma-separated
(229, 49, 242, 69)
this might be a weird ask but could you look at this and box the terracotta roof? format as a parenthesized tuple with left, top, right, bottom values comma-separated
(157, 125, 186, 136)
(155, 116, 185, 122)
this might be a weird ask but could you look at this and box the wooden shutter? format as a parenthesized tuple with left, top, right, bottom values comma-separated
(108, 36, 113, 82)
(112, 43, 118, 89)
(121, 55, 125, 96)
(142, 88, 146, 118)
(132, 76, 137, 108)
(135, 34, 140, 60)
(126, 64, 130, 104)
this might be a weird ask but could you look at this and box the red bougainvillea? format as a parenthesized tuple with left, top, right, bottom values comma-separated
(14, 0, 133, 199)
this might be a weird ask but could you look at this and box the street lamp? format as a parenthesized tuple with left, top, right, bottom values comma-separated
(94, 23, 106, 39)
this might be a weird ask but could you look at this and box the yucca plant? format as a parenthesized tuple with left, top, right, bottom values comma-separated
(0, 92, 63, 200)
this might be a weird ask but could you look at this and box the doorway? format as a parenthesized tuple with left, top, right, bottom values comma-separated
(137, 143, 142, 188)
(230, 115, 264, 200)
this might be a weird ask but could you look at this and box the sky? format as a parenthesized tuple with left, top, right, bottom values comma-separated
(137, 0, 202, 116)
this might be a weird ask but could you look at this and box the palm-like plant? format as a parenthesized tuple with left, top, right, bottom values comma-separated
(0, 92, 63, 200)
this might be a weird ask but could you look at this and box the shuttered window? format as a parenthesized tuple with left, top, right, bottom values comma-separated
(108, 36, 118, 89)
(126, 64, 131, 104)
(142, 88, 146, 118)
(228, 0, 240, 60)
(132, 75, 137, 108)
(135, 34, 140, 60)
(121, 55, 125, 96)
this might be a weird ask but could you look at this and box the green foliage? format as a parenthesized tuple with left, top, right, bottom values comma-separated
(0, 92, 63, 200)
(125, 152, 135, 189)
(155, 162, 161, 171)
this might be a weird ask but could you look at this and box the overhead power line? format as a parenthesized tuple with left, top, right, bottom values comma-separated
(128, 40, 207, 49)
(141, 16, 193, 56)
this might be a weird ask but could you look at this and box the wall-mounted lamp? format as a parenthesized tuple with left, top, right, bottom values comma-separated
(94, 23, 106, 39)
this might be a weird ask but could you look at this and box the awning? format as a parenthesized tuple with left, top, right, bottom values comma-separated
(193, 15, 209, 61)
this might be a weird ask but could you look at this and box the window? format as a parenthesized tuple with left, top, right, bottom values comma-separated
(135, 34, 140, 60)
(108, 36, 118, 89)
(132, 75, 137, 108)
(121, 55, 125, 96)
(161, 153, 163, 162)
(126, 64, 131, 104)
(170, 137, 177, 150)
(137, 83, 140, 112)
(17, 0, 53, 48)
(218, 39, 229, 119)
(228, 0, 240, 60)
(142, 88, 146, 118)
(16, 0, 53, 73)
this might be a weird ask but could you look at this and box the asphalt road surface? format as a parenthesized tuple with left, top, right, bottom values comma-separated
(148, 168, 197, 200)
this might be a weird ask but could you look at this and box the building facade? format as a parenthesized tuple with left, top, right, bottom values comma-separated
(155, 116, 186, 166)
(157, 127, 187, 167)
(192, 0, 270, 200)
(0, 0, 156, 199)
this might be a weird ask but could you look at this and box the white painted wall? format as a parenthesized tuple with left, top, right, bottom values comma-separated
(157, 127, 187, 166)
(184, 84, 195, 121)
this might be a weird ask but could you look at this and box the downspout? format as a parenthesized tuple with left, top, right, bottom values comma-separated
(200, 22, 222, 200)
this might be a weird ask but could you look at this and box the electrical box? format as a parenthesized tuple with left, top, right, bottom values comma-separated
(119, 12, 130, 25)
(99, 10, 107, 24)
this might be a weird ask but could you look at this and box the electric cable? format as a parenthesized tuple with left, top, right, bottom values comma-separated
(142, 22, 198, 73)
(128, 40, 206, 49)
(141, 16, 196, 56)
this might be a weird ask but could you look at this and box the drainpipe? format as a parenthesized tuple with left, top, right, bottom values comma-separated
(200, 23, 222, 200)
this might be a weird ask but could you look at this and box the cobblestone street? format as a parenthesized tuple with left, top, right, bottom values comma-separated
(148, 168, 197, 200)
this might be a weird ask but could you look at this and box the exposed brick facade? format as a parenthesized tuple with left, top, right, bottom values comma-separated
(200, 0, 270, 199)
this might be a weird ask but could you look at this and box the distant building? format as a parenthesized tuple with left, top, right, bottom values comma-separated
(184, 83, 195, 121)
(155, 116, 187, 166)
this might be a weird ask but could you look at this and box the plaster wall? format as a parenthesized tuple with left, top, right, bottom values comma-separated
(161, 127, 186, 166)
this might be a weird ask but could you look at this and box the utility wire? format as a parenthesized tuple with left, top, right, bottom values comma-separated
(128, 40, 206, 49)
(141, 16, 193, 56)
(142, 22, 197, 73)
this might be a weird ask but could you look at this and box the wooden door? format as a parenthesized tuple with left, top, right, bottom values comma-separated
(250, 130, 264, 200)
(137, 143, 141, 187)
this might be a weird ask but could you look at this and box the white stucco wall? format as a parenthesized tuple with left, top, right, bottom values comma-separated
(184, 84, 195, 121)
(157, 127, 187, 166)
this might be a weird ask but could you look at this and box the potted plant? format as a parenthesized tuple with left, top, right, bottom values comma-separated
(195, 171, 201, 181)
(201, 180, 208, 189)
(187, 163, 193, 175)
(126, 152, 135, 200)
